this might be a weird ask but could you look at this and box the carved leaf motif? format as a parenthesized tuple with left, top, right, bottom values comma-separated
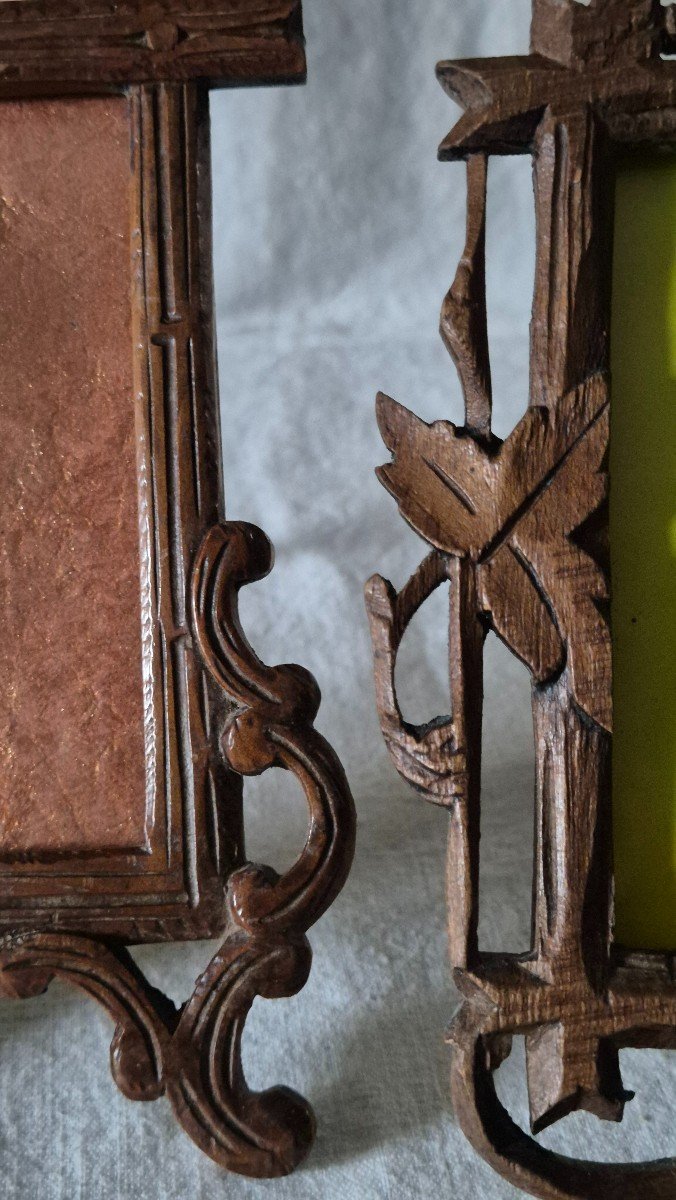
(512, 404, 611, 731)
(478, 545, 564, 684)
(376, 373, 606, 556)
(375, 373, 610, 729)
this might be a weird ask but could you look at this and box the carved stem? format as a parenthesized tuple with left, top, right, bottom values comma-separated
(529, 107, 614, 994)
(447, 556, 484, 970)
(365, 552, 467, 803)
(440, 152, 492, 439)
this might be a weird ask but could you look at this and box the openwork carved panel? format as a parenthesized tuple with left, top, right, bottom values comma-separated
(366, 2, 676, 1196)
(0, 0, 354, 1180)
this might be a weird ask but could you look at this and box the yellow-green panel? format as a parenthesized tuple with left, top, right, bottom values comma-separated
(611, 155, 676, 950)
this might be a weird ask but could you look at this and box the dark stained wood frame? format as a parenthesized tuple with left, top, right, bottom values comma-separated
(366, 2, 676, 1196)
(0, 0, 355, 1179)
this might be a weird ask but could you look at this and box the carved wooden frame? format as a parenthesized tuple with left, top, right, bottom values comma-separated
(0, 1, 355, 1179)
(366, 2, 676, 1196)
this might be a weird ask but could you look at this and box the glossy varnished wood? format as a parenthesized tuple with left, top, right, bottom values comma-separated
(0, 1, 305, 94)
(0, 0, 355, 1179)
(366, 2, 676, 1196)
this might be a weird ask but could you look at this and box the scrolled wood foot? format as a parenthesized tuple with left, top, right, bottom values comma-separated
(450, 1029, 676, 1200)
(0, 932, 169, 1103)
(168, 932, 314, 1177)
(0, 929, 313, 1177)
(0, 519, 355, 1179)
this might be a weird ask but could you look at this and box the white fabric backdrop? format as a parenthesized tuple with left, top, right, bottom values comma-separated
(2, 2, 674, 1196)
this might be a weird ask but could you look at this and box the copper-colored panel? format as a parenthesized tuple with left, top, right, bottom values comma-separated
(0, 95, 151, 858)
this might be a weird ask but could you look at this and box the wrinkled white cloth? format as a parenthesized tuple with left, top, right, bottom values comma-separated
(2, 2, 674, 1196)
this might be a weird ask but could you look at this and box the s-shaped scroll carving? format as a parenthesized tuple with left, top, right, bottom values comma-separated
(185, 519, 356, 1173)
(0, 926, 312, 1177)
(191, 521, 355, 937)
(0, 521, 354, 1181)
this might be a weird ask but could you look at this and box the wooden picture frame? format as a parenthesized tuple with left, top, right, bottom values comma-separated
(366, 2, 676, 1196)
(0, 0, 355, 1179)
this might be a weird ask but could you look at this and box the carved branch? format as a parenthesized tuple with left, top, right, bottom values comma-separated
(367, 0, 676, 1192)
(365, 551, 468, 804)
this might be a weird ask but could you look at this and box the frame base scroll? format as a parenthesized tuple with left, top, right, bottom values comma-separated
(0, 519, 355, 1179)
(0, 928, 313, 1177)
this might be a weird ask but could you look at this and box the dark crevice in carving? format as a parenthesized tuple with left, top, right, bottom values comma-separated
(0, 518, 355, 1181)
(0, 63, 351, 1184)
(367, 1, 676, 1195)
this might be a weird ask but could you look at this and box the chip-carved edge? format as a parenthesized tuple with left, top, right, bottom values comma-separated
(367, 3, 676, 1196)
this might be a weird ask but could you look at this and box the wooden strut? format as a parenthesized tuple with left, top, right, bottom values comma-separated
(0, 521, 354, 1178)
(0, 1, 355, 1180)
(366, 2, 676, 1197)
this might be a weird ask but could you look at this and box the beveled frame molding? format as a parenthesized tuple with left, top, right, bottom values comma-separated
(0, 0, 355, 1179)
(366, 2, 676, 1197)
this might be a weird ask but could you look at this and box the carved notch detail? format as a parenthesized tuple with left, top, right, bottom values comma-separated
(0, 1, 354, 1179)
(366, 3, 676, 1197)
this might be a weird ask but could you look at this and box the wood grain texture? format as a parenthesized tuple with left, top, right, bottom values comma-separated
(0, 563, 354, 1179)
(366, 1, 676, 1196)
(0, 0, 355, 1179)
(0, 0, 305, 93)
(0, 521, 355, 1178)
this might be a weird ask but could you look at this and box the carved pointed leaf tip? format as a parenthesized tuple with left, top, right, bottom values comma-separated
(373, 374, 611, 731)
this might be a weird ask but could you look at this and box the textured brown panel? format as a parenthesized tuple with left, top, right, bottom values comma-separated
(0, 11, 358, 1175)
(0, 95, 151, 858)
